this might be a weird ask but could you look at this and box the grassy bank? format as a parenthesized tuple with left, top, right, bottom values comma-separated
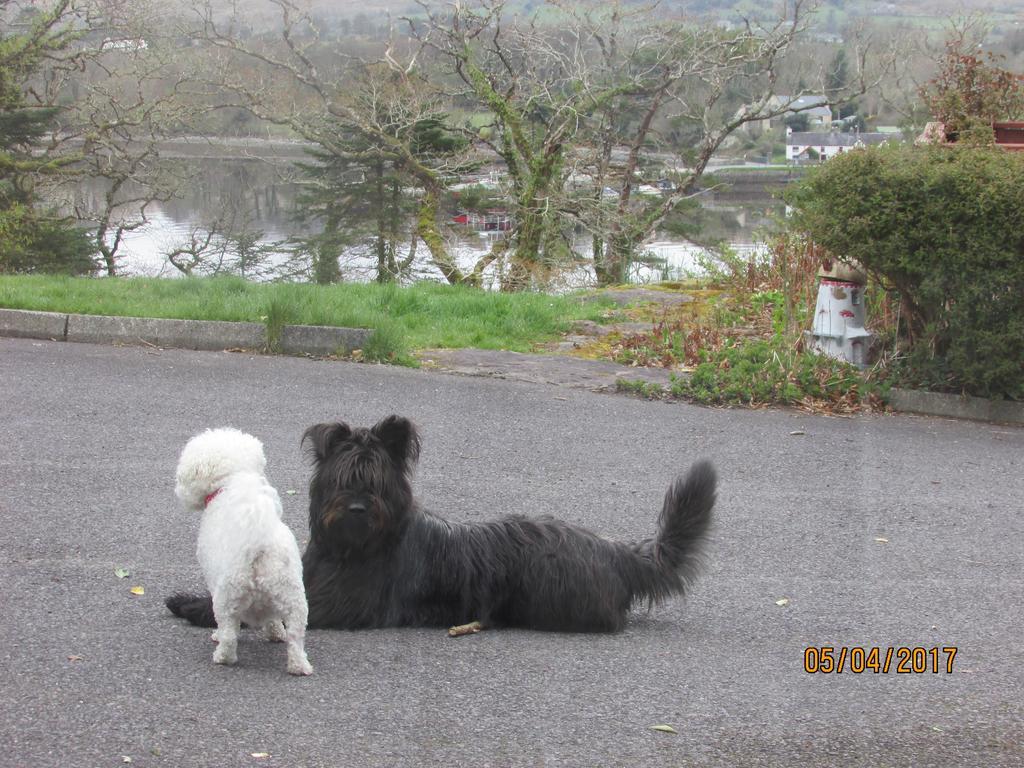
(0, 275, 614, 358)
(2, 271, 888, 413)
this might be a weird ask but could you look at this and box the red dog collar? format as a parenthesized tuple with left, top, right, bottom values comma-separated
(204, 488, 224, 508)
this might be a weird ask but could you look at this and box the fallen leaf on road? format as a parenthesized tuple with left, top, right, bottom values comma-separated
(121, 757, 132, 764)
(874, 537, 889, 544)
(285, 489, 297, 496)
(650, 725, 678, 734)
(775, 598, 790, 607)
(251, 752, 270, 759)
(67, 655, 84, 662)
(789, 430, 806, 436)
(114, 568, 130, 579)
(130, 586, 145, 596)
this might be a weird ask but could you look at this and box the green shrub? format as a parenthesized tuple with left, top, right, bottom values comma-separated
(786, 143, 1024, 399)
(0, 205, 95, 275)
(672, 339, 883, 410)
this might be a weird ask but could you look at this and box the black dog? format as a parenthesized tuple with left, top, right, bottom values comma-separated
(167, 415, 716, 632)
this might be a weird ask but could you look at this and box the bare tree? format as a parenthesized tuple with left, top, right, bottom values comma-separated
(409, 0, 643, 288)
(409, 0, 894, 287)
(188, 0, 494, 285)
(165, 223, 219, 276)
(68, 53, 199, 277)
(16, 0, 214, 276)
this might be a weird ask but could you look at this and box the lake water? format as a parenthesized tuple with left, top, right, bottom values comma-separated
(83, 155, 790, 287)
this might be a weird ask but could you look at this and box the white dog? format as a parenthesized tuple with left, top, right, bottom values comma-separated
(174, 428, 312, 676)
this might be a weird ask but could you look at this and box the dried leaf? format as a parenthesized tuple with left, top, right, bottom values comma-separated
(251, 753, 270, 759)
(775, 597, 790, 606)
(67, 655, 84, 662)
(650, 725, 678, 734)
(130, 586, 145, 596)
(285, 490, 297, 496)
(789, 430, 806, 436)
(874, 537, 889, 544)
(121, 758, 132, 764)
(114, 568, 130, 579)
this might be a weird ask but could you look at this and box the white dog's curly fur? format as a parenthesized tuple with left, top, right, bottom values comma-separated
(175, 427, 312, 676)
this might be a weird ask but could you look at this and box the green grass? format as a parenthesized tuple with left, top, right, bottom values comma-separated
(0, 274, 615, 353)
(670, 339, 886, 411)
(615, 378, 667, 399)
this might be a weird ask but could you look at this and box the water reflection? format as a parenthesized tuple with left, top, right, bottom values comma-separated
(76, 157, 788, 284)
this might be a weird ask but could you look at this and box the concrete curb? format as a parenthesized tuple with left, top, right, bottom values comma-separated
(66, 313, 266, 351)
(0, 308, 370, 357)
(3, 308, 1020, 425)
(0, 308, 68, 340)
(280, 324, 371, 357)
(888, 388, 1024, 426)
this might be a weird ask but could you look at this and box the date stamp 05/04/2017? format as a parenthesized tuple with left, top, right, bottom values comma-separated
(804, 646, 959, 674)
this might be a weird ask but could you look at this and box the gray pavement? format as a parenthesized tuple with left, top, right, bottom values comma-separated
(1, 336, 1022, 768)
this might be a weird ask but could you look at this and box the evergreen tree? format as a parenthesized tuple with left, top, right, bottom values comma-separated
(0, 2, 93, 274)
(294, 116, 466, 284)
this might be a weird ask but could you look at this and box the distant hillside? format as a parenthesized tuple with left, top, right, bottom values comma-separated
(228, 0, 1024, 17)
(297, 0, 1024, 17)
(208, 0, 1024, 40)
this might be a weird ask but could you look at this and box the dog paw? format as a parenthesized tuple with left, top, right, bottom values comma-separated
(264, 621, 287, 643)
(288, 659, 313, 676)
(212, 648, 237, 665)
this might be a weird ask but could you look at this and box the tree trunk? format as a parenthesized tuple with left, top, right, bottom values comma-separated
(313, 219, 341, 284)
(415, 188, 464, 285)
(374, 159, 391, 283)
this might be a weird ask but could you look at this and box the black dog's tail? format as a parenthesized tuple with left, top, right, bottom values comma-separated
(626, 460, 717, 606)
(165, 592, 217, 628)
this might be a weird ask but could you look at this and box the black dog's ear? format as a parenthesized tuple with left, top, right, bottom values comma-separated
(302, 422, 352, 463)
(371, 415, 421, 467)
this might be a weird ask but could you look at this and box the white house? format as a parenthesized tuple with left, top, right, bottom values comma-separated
(786, 130, 892, 163)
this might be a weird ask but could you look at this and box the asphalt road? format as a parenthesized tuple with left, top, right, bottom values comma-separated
(1, 337, 1021, 768)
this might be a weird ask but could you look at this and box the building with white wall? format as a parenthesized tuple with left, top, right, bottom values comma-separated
(786, 130, 893, 163)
